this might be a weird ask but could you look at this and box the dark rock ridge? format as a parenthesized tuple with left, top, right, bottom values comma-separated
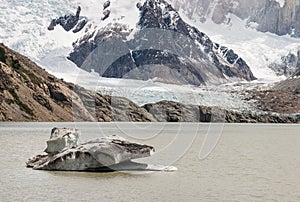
(101, 10, 111, 21)
(103, 0, 111, 10)
(68, 0, 255, 85)
(48, 6, 87, 33)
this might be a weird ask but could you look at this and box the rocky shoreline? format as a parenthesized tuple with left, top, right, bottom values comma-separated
(143, 100, 300, 123)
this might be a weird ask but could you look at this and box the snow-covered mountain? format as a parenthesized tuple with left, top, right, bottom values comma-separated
(0, 0, 257, 85)
(62, 0, 255, 85)
(1, 0, 299, 82)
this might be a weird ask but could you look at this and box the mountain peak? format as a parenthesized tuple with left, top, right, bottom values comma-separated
(66, 0, 255, 85)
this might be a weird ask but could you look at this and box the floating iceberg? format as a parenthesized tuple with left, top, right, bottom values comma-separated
(26, 128, 177, 172)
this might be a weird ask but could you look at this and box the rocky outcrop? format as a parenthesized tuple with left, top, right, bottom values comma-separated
(74, 86, 156, 122)
(73, 19, 88, 33)
(101, 10, 111, 21)
(26, 128, 162, 171)
(48, 6, 87, 33)
(144, 100, 201, 122)
(103, 1, 111, 10)
(68, 0, 255, 85)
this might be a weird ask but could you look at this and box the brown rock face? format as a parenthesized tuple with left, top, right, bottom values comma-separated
(243, 89, 300, 115)
(274, 72, 300, 94)
(0, 43, 77, 121)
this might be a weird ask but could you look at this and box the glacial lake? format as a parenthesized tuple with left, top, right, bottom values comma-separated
(0, 122, 299, 201)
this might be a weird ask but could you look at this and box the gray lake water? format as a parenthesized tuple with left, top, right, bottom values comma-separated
(0, 123, 299, 201)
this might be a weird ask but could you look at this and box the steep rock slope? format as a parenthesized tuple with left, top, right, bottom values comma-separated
(243, 69, 300, 115)
(244, 90, 300, 114)
(0, 43, 153, 122)
(274, 69, 300, 93)
(68, 0, 255, 85)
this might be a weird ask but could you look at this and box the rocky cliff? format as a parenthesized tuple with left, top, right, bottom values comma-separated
(173, 0, 300, 37)
(144, 100, 299, 123)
